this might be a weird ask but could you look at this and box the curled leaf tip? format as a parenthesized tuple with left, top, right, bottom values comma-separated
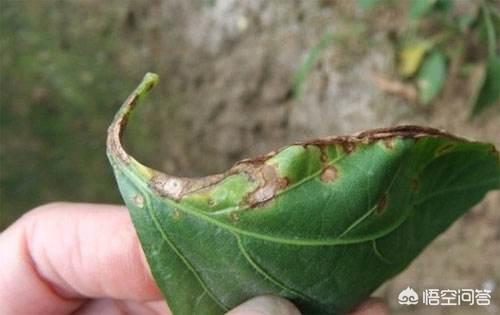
(137, 72, 160, 97)
(106, 73, 224, 197)
(106, 72, 159, 164)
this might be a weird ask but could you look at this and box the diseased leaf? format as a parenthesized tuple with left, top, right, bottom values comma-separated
(417, 50, 447, 105)
(107, 73, 500, 315)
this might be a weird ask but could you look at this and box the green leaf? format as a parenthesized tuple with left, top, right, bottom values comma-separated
(107, 74, 500, 315)
(292, 32, 335, 99)
(417, 50, 447, 105)
(409, 0, 437, 19)
(458, 13, 477, 33)
(398, 39, 432, 77)
(434, 0, 453, 12)
(480, 1, 498, 57)
(471, 55, 500, 116)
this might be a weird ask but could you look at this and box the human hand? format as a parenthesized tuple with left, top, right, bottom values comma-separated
(0, 203, 389, 315)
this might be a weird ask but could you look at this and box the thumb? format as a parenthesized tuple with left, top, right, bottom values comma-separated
(226, 295, 301, 315)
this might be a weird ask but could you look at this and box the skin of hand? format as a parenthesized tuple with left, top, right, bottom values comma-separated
(0, 203, 390, 315)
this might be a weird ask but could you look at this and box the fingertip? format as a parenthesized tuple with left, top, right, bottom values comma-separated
(5, 203, 162, 302)
(226, 295, 301, 315)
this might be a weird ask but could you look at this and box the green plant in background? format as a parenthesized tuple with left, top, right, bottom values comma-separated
(417, 50, 447, 104)
(292, 32, 335, 99)
(108, 74, 499, 315)
(359, 0, 499, 115)
(471, 2, 500, 116)
(292, 21, 366, 100)
(0, 1, 141, 228)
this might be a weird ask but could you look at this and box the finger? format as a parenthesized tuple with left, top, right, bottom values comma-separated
(226, 295, 302, 315)
(348, 297, 390, 315)
(73, 299, 169, 315)
(0, 202, 163, 315)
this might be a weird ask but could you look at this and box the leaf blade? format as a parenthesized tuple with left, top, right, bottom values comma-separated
(417, 50, 447, 105)
(107, 74, 500, 315)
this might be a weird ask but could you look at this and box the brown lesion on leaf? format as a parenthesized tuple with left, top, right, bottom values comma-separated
(354, 125, 460, 140)
(133, 193, 145, 208)
(106, 93, 140, 164)
(383, 138, 394, 149)
(229, 212, 240, 222)
(239, 163, 289, 207)
(149, 172, 224, 201)
(107, 73, 160, 166)
(235, 150, 278, 166)
(171, 208, 182, 219)
(340, 141, 356, 154)
(411, 178, 419, 192)
(490, 144, 498, 155)
(375, 193, 387, 215)
(318, 145, 339, 182)
(207, 198, 216, 208)
(292, 126, 461, 152)
(318, 145, 329, 164)
(320, 166, 338, 182)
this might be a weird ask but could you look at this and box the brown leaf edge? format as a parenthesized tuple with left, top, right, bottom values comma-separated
(107, 72, 477, 202)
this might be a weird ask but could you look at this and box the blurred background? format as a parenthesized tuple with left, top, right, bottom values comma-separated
(0, 0, 499, 314)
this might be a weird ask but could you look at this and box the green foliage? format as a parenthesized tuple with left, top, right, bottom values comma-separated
(417, 50, 447, 105)
(292, 32, 335, 99)
(0, 1, 140, 228)
(409, 0, 499, 114)
(108, 75, 500, 315)
(398, 39, 432, 77)
(357, 0, 499, 116)
(471, 3, 500, 115)
(292, 21, 366, 100)
(409, 0, 438, 20)
(471, 55, 500, 116)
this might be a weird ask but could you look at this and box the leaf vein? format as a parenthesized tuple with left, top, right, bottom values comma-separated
(414, 179, 499, 206)
(235, 234, 314, 302)
(148, 202, 229, 311)
(122, 166, 228, 311)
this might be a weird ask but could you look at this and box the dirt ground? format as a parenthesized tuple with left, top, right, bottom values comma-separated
(2, 1, 499, 314)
